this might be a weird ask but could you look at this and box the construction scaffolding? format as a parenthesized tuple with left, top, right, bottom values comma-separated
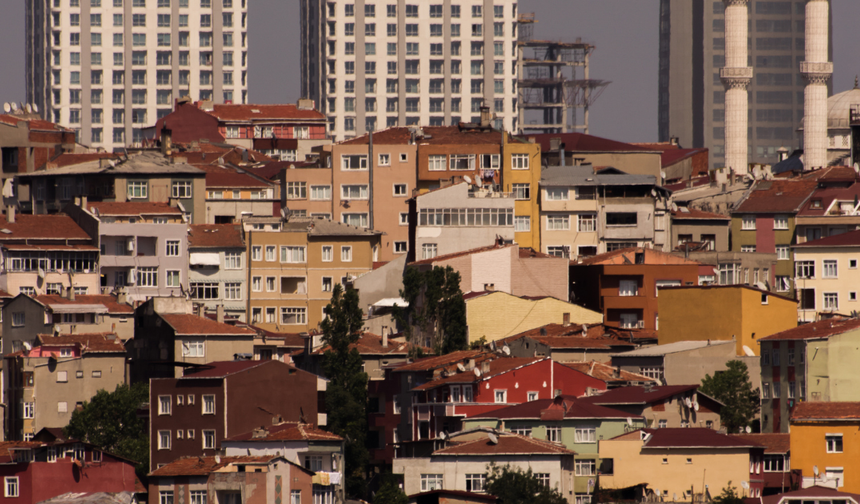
(517, 14, 610, 135)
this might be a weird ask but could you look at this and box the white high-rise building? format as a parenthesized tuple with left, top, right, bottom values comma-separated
(301, 0, 519, 141)
(26, 0, 248, 151)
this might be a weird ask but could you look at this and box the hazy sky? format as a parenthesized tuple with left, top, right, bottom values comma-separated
(2, 0, 859, 143)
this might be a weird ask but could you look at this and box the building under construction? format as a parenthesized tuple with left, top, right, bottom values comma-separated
(517, 14, 609, 135)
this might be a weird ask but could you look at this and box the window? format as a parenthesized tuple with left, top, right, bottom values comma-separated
(128, 181, 147, 199)
(265, 246, 276, 262)
(224, 252, 241, 270)
(159, 395, 172, 415)
(575, 459, 596, 476)
(575, 426, 596, 443)
(158, 430, 171, 450)
(201, 430, 216, 450)
(190, 492, 207, 504)
(341, 246, 353, 262)
(281, 246, 306, 263)
(774, 215, 789, 229)
(422, 243, 438, 259)
(578, 214, 597, 232)
(282, 307, 307, 325)
(827, 434, 843, 453)
(341, 155, 368, 170)
(494, 389, 507, 403)
(57, 371, 68, 383)
(182, 340, 204, 357)
(202, 395, 215, 414)
(825, 292, 839, 310)
(465, 474, 486, 493)
(547, 215, 569, 230)
(741, 245, 756, 253)
(172, 181, 192, 198)
(796, 260, 815, 279)
(23, 402, 34, 419)
(545, 188, 569, 201)
(777, 246, 789, 260)
(138, 267, 157, 287)
(512, 183, 530, 200)
(607, 213, 637, 226)
(514, 216, 531, 232)
(742, 215, 756, 230)
(11, 312, 24, 327)
(164, 240, 180, 257)
(420, 474, 443, 492)
(5, 477, 18, 498)
(824, 260, 838, 278)
(341, 184, 369, 200)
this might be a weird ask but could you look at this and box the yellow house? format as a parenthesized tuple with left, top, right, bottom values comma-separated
(245, 216, 381, 332)
(658, 285, 797, 356)
(501, 133, 542, 251)
(792, 230, 860, 323)
(599, 428, 765, 501)
(465, 290, 603, 344)
(789, 402, 860, 492)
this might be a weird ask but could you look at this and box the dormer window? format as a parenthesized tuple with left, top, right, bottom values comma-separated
(59, 348, 73, 357)
(811, 200, 822, 209)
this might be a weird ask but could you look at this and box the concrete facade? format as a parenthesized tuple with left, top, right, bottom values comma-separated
(792, 238, 860, 323)
(188, 224, 247, 321)
(609, 340, 743, 386)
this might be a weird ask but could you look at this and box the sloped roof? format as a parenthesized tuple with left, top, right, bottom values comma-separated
(0, 114, 72, 132)
(760, 486, 860, 504)
(409, 243, 516, 266)
(733, 179, 818, 214)
(791, 401, 860, 421)
(433, 432, 574, 456)
(658, 147, 710, 169)
(0, 214, 91, 241)
(640, 428, 761, 449)
(314, 332, 427, 356)
(411, 358, 544, 390)
(794, 229, 860, 248)
(500, 322, 641, 347)
(28, 150, 204, 177)
(160, 313, 256, 336)
(560, 361, 657, 383)
(209, 104, 326, 122)
(34, 294, 134, 314)
(45, 152, 121, 169)
(797, 184, 860, 217)
(731, 433, 790, 454)
(188, 224, 245, 248)
(580, 385, 701, 405)
(575, 247, 701, 266)
(393, 350, 487, 372)
(281, 218, 382, 237)
(340, 127, 414, 145)
(758, 318, 860, 341)
(540, 165, 659, 187)
(180, 360, 270, 379)
(148, 455, 281, 477)
(671, 208, 730, 221)
(528, 132, 655, 153)
(35, 333, 126, 353)
(199, 165, 271, 188)
(610, 340, 733, 357)
(226, 422, 343, 442)
(87, 201, 183, 216)
(473, 396, 639, 420)
(418, 126, 503, 145)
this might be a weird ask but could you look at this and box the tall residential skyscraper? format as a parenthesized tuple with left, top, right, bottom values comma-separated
(26, 0, 248, 151)
(658, 0, 831, 169)
(301, 0, 519, 141)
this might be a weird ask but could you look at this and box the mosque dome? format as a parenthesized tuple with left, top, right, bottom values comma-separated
(827, 78, 860, 129)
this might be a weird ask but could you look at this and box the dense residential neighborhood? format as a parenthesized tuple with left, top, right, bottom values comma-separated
(1, 0, 859, 503)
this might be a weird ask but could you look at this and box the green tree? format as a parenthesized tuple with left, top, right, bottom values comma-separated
(64, 382, 149, 477)
(711, 482, 745, 504)
(321, 284, 369, 498)
(700, 360, 760, 433)
(395, 266, 467, 355)
(484, 463, 568, 504)
(373, 473, 408, 504)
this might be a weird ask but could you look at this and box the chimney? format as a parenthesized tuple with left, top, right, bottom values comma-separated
(382, 327, 389, 348)
(81, 195, 87, 209)
(297, 98, 314, 110)
(562, 313, 570, 327)
(216, 304, 225, 323)
(116, 288, 128, 306)
(68, 286, 75, 301)
(6, 205, 15, 224)
(480, 106, 491, 128)
(670, 136, 679, 147)
(196, 304, 205, 318)
(161, 127, 173, 156)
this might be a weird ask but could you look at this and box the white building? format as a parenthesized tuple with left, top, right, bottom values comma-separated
(301, 0, 519, 141)
(26, 0, 248, 151)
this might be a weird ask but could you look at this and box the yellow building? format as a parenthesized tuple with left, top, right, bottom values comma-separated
(465, 290, 603, 344)
(501, 133, 542, 251)
(790, 402, 860, 492)
(599, 428, 764, 500)
(793, 231, 860, 323)
(245, 216, 381, 333)
(658, 285, 797, 356)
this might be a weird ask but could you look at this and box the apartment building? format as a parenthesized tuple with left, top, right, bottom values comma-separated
(26, 0, 249, 151)
(301, 0, 519, 141)
(188, 223, 246, 320)
(244, 216, 381, 333)
(792, 230, 860, 322)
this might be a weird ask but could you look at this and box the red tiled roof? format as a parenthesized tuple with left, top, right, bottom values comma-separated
(315, 332, 428, 356)
(340, 127, 414, 145)
(2, 244, 98, 251)
(411, 358, 543, 390)
(160, 313, 257, 336)
(759, 318, 860, 341)
(34, 294, 134, 313)
(581, 385, 701, 405)
(409, 243, 515, 266)
(527, 133, 654, 154)
(35, 333, 126, 353)
(0, 288, 14, 299)
(659, 148, 709, 169)
(795, 229, 860, 248)
(181, 360, 270, 379)
(393, 350, 486, 372)
(518, 247, 557, 259)
(575, 247, 702, 266)
(641, 428, 762, 449)
(433, 432, 574, 456)
(209, 104, 326, 122)
(734, 179, 818, 214)
(149, 455, 279, 477)
(43, 152, 121, 169)
(474, 396, 639, 420)
(420, 126, 503, 145)
(87, 201, 183, 216)
(0, 214, 91, 240)
(201, 165, 271, 188)
(797, 184, 860, 217)
(671, 208, 730, 220)
(0, 114, 70, 132)
(226, 422, 343, 442)
(731, 433, 790, 453)
(791, 401, 860, 421)
(500, 323, 641, 348)
(188, 224, 245, 248)
(760, 486, 860, 504)
(560, 361, 657, 383)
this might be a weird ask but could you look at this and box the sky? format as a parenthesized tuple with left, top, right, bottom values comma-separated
(1, 0, 859, 143)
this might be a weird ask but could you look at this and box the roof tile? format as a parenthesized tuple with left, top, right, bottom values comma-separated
(791, 401, 860, 421)
(160, 313, 256, 336)
(433, 432, 574, 456)
(188, 224, 245, 248)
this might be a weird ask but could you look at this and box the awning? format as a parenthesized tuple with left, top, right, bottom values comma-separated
(190, 252, 220, 266)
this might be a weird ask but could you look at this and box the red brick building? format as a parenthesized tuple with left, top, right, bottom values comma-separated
(570, 247, 704, 330)
(149, 360, 320, 471)
(0, 440, 138, 502)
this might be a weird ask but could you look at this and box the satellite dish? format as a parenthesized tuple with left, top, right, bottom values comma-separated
(626, 417, 633, 426)
(457, 363, 466, 372)
(474, 367, 482, 377)
(2, 103, 9, 113)
(694, 402, 699, 412)
(741, 481, 749, 490)
(24, 104, 32, 113)
(18, 102, 24, 112)
(743, 345, 756, 357)
(685, 397, 692, 408)
(502, 345, 511, 355)
(32, 103, 38, 113)
(814, 466, 819, 477)
(642, 433, 652, 443)
(673, 494, 677, 501)
(22, 341, 31, 351)
(10, 102, 18, 111)
(745, 426, 752, 433)
(438, 431, 447, 440)
(463, 175, 472, 184)
(488, 432, 498, 444)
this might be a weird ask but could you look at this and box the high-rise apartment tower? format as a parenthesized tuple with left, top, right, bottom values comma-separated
(26, 0, 249, 151)
(658, 0, 831, 169)
(301, 0, 519, 141)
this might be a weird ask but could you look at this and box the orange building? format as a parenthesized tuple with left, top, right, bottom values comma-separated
(789, 402, 860, 492)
